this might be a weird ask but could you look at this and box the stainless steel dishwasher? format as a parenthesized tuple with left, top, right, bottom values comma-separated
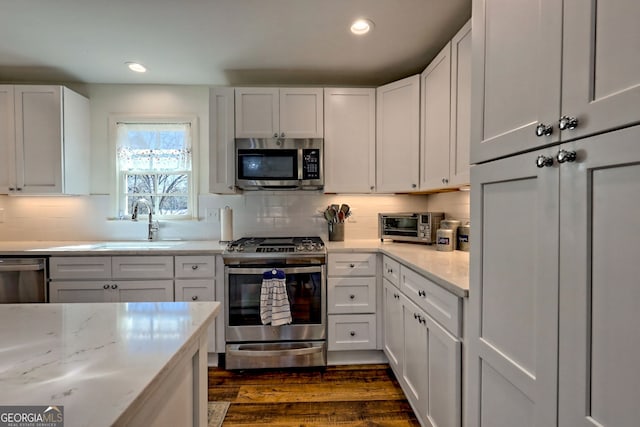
(0, 258, 47, 303)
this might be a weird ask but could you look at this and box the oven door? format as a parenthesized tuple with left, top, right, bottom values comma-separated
(224, 265, 326, 342)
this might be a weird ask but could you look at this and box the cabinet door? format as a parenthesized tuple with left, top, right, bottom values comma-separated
(561, 0, 640, 142)
(114, 280, 174, 302)
(376, 75, 420, 193)
(558, 126, 640, 427)
(420, 42, 452, 190)
(175, 255, 215, 279)
(234, 88, 279, 138)
(467, 147, 560, 427)
(327, 314, 376, 351)
(279, 88, 323, 138)
(209, 87, 237, 194)
(49, 281, 109, 303)
(383, 279, 404, 373)
(14, 85, 63, 194)
(402, 296, 429, 422)
(449, 20, 472, 186)
(0, 85, 15, 194)
(49, 257, 111, 280)
(323, 88, 376, 193)
(470, 0, 562, 164)
(175, 279, 215, 302)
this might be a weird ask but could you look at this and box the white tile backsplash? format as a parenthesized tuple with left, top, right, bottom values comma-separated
(0, 191, 470, 242)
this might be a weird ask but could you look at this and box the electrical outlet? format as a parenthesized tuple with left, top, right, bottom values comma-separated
(205, 208, 219, 222)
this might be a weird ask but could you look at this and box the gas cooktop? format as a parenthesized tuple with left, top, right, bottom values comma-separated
(223, 237, 326, 265)
(224, 237, 325, 253)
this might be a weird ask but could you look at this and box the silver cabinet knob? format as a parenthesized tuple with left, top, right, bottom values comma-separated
(418, 290, 426, 297)
(192, 295, 198, 301)
(536, 155, 554, 168)
(350, 331, 356, 337)
(559, 115, 578, 130)
(370, 185, 374, 190)
(103, 284, 110, 289)
(191, 265, 199, 270)
(556, 149, 577, 163)
(536, 123, 553, 137)
(349, 264, 355, 268)
(280, 132, 285, 138)
(111, 284, 118, 289)
(349, 294, 355, 300)
(273, 133, 278, 138)
(8, 187, 15, 191)
(412, 183, 417, 188)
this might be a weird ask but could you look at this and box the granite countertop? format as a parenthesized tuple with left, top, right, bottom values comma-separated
(0, 301, 220, 427)
(326, 240, 469, 297)
(0, 240, 227, 256)
(0, 238, 469, 296)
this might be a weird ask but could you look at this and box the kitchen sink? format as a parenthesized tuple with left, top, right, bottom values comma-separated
(32, 241, 185, 251)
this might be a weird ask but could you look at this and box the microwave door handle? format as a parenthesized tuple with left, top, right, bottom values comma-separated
(298, 149, 303, 180)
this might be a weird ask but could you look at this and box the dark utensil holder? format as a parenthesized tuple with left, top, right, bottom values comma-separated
(328, 222, 344, 241)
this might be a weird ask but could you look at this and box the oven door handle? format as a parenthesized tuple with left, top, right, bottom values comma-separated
(226, 266, 322, 275)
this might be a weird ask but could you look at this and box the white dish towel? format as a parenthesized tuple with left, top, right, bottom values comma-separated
(260, 269, 292, 326)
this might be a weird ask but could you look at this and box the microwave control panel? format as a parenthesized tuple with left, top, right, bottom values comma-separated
(302, 149, 321, 180)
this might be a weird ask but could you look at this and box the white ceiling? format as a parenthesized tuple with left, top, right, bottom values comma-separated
(0, 0, 471, 86)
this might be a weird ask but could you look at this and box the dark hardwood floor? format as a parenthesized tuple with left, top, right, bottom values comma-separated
(208, 364, 420, 426)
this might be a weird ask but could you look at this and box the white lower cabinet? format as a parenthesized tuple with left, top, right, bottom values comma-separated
(49, 280, 173, 302)
(382, 255, 462, 427)
(327, 253, 377, 351)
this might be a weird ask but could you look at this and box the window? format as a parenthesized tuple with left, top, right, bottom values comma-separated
(114, 118, 197, 219)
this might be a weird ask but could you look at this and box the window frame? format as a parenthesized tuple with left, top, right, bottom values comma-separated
(109, 114, 199, 220)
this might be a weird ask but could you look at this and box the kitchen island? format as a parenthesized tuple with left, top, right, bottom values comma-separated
(0, 301, 220, 427)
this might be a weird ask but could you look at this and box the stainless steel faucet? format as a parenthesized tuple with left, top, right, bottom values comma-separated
(131, 198, 159, 240)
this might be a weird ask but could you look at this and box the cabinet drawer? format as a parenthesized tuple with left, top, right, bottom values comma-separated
(328, 277, 375, 314)
(112, 256, 174, 279)
(175, 279, 215, 302)
(49, 257, 111, 280)
(174, 256, 215, 279)
(328, 253, 377, 276)
(400, 265, 461, 336)
(328, 314, 377, 351)
(382, 256, 400, 285)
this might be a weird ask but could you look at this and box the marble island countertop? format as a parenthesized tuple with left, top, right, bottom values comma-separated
(0, 301, 220, 427)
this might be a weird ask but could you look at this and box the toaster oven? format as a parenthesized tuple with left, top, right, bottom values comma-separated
(379, 212, 444, 244)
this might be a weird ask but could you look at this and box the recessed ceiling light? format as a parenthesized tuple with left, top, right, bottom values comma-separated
(125, 62, 147, 73)
(350, 19, 374, 35)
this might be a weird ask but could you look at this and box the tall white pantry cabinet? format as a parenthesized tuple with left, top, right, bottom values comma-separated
(467, 1, 640, 427)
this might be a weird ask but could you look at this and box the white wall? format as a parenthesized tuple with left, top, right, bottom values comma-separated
(0, 84, 469, 242)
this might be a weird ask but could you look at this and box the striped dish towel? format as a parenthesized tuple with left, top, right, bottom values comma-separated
(260, 269, 292, 326)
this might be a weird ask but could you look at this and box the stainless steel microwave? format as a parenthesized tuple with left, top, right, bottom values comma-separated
(236, 138, 323, 190)
(379, 212, 444, 244)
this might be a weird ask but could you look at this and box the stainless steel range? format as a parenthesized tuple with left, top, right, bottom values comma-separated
(222, 237, 327, 369)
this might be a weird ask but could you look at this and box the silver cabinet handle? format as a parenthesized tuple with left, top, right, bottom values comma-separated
(536, 123, 553, 137)
(191, 265, 199, 270)
(559, 115, 578, 130)
(536, 155, 554, 168)
(192, 295, 199, 301)
(556, 149, 577, 164)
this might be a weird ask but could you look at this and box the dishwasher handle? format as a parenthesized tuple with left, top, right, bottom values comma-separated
(0, 259, 45, 272)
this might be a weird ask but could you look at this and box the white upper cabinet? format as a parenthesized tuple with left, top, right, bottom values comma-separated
(420, 20, 471, 191)
(471, 0, 640, 164)
(323, 88, 376, 193)
(420, 41, 452, 190)
(376, 75, 420, 193)
(0, 85, 90, 195)
(561, 0, 640, 142)
(234, 87, 323, 139)
(209, 87, 237, 194)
